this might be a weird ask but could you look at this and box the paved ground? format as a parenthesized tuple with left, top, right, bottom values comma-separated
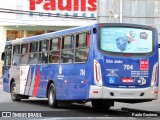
(0, 77, 160, 112)
(0, 78, 160, 119)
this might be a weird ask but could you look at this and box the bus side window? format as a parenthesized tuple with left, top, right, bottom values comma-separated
(13, 44, 21, 65)
(21, 43, 29, 64)
(28, 42, 39, 64)
(61, 35, 74, 63)
(62, 36, 72, 49)
(39, 40, 49, 52)
(30, 42, 38, 52)
(29, 54, 38, 64)
(49, 38, 61, 63)
(76, 33, 89, 47)
(49, 51, 60, 63)
(39, 40, 49, 64)
(50, 38, 61, 51)
(75, 33, 90, 62)
(5, 52, 11, 66)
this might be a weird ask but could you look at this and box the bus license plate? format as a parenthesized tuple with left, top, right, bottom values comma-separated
(122, 78, 134, 83)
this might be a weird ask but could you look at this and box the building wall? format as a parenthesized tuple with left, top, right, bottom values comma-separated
(98, 0, 160, 43)
(0, 0, 97, 26)
(0, 26, 73, 52)
(123, 0, 160, 43)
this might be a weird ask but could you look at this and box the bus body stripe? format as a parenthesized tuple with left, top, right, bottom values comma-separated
(87, 34, 90, 46)
(24, 67, 31, 95)
(95, 64, 99, 82)
(32, 67, 40, 97)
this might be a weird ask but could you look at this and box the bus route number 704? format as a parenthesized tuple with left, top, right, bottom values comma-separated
(123, 64, 133, 70)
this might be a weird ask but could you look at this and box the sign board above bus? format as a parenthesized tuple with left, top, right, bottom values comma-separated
(30, 0, 97, 11)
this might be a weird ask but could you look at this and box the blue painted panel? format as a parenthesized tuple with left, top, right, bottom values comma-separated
(55, 64, 69, 100)
(94, 24, 159, 89)
(34, 64, 69, 100)
(3, 67, 10, 92)
(68, 64, 86, 100)
(68, 83, 86, 100)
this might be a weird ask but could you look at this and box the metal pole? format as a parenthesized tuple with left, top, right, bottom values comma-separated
(120, 0, 123, 23)
(97, 0, 108, 23)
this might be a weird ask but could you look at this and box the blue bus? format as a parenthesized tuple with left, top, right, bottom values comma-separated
(1, 23, 159, 109)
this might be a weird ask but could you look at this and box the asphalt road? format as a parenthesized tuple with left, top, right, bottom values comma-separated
(0, 79, 160, 119)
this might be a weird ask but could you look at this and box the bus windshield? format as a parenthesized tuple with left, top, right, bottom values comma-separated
(100, 27, 153, 53)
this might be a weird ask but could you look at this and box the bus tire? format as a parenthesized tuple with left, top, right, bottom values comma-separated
(91, 100, 111, 110)
(11, 82, 21, 101)
(48, 83, 58, 108)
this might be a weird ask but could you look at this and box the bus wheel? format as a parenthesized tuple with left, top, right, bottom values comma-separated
(48, 83, 58, 108)
(11, 82, 21, 101)
(91, 100, 111, 110)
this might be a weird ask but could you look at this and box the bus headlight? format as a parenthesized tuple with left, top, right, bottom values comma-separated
(94, 59, 102, 86)
(151, 62, 158, 87)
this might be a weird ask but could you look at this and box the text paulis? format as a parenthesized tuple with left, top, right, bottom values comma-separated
(29, 0, 96, 11)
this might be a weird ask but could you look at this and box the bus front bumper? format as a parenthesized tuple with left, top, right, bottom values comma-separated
(89, 85, 158, 100)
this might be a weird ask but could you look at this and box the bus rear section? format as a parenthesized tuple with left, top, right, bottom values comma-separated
(89, 23, 159, 105)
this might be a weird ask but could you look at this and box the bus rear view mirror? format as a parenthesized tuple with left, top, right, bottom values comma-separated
(1, 52, 5, 61)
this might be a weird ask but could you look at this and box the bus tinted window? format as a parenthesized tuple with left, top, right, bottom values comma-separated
(21, 44, 28, 54)
(21, 54, 28, 64)
(13, 45, 20, 54)
(75, 33, 90, 63)
(49, 38, 61, 63)
(49, 51, 60, 63)
(13, 44, 20, 65)
(29, 53, 38, 64)
(62, 36, 72, 49)
(40, 40, 49, 52)
(61, 50, 74, 63)
(39, 40, 49, 64)
(76, 33, 87, 47)
(29, 42, 39, 64)
(5, 52, 11, 66)
(50, 38, 61, 51)
(30, 42, 38, 52)
(21, 43, 29, 64)
(39, 53, 48, 64)
(61, 35, 74, 63)
(5, 45, 12, 51)
(75, 48, 89, 62)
